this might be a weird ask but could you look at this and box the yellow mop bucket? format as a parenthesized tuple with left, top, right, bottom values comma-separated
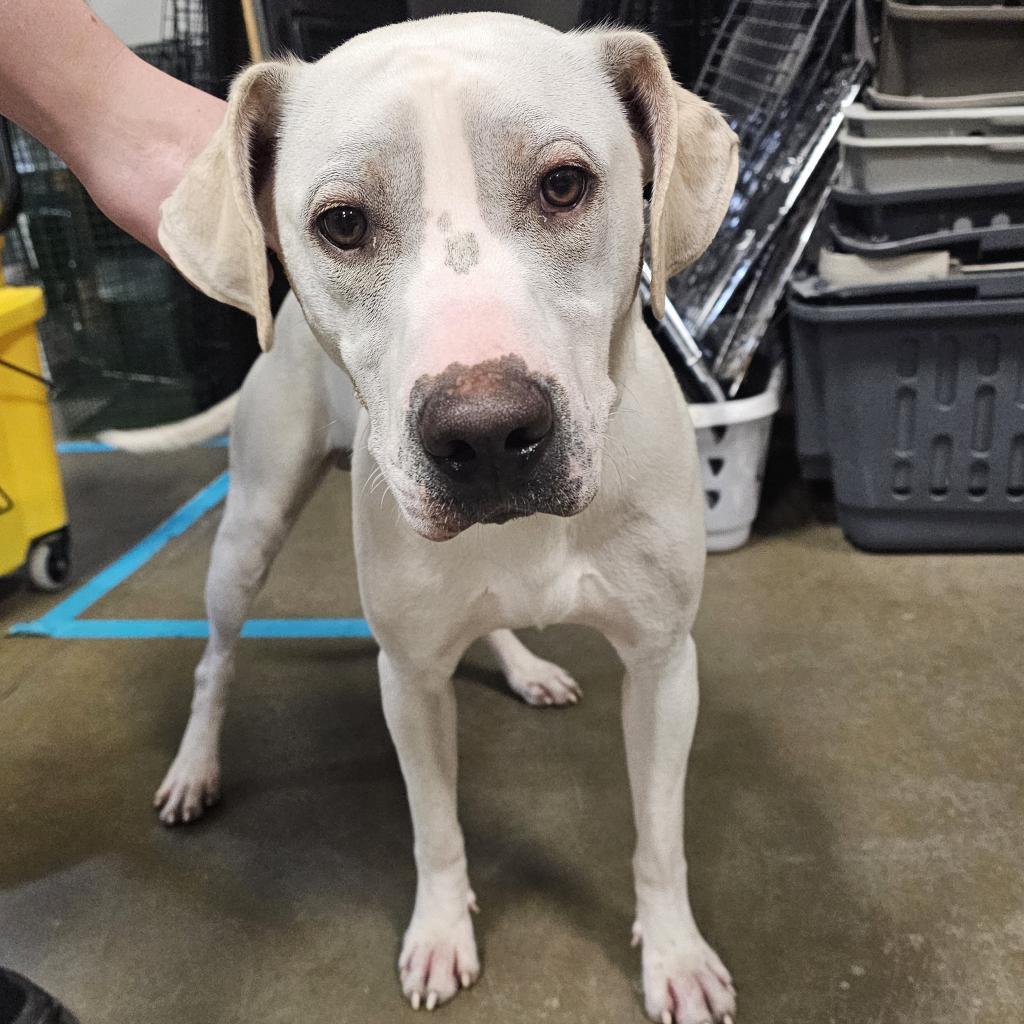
(0, 282, 71, 590)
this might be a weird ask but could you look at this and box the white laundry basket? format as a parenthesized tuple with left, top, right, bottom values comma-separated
(688, 365, 784, 552)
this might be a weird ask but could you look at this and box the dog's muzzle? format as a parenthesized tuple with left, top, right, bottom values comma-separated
(410, 355, 586, 535)
(419, 366, 553, 487)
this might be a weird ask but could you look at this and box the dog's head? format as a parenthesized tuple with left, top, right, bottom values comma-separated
(161, 14, 737, 540)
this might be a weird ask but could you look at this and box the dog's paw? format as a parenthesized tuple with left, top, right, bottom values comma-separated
(635, 922, 735, 1024)
(399, 895, 480, 1010)
(505, 656, 581, 708)
(154, 754, 220, 826)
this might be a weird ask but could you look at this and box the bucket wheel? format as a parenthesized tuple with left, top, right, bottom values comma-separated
(27, 527, 71, 592)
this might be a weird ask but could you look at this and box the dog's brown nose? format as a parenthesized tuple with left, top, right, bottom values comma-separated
(417, 363, 553, 486)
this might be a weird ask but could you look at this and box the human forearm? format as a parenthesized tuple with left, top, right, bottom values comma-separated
(0, 0, 225, 256)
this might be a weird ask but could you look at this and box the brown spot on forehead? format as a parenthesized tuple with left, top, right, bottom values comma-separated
(444, 231, 480, 274)
(437, 209, 480, 274)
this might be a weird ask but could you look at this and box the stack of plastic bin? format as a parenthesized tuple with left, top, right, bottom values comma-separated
(785, 8, 1024, 552)
(868, 1, 1024, 110)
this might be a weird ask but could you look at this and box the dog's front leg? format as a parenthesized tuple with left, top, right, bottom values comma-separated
(379, 648, 479, 1010)
(620, 633, 736, 1024)
(486, 629, 582, 707)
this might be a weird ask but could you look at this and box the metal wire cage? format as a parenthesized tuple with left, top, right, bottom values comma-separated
(663, 0, 868, 396)
(159, 0, 217, 92)
(696, 0, 852, 161)
(0, 3, 257, 436)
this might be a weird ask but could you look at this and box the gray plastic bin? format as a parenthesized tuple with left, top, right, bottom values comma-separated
(844, 104, 1024, 139)
(878, 2, 1024, 101)
(791, 267, 1024, 304)
(831, 223, 1024, 261)
(788, 293, 1024, 552)
(831, 181, 1024, 250)
(838, 131, 1024, 193)
(866, 85, 1024, 110)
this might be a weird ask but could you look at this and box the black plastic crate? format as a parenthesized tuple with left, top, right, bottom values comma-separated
(788, 293, 1024, 552)
(831, 181, 1024, 247)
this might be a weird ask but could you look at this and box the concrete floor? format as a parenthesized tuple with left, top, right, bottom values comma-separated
(1, 445, 1021, 1024)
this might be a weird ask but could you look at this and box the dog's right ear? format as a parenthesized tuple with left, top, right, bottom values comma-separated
(159, 61, 293, 351)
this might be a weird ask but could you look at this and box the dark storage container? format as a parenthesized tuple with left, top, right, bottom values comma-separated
(788, 293, 1024, 552)
(878, 2, 1024, 101)
(831, 181, 1024, 248)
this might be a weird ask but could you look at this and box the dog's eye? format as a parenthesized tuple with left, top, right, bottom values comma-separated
(540, 166, 588, 210)
(317, 205, 369, 249)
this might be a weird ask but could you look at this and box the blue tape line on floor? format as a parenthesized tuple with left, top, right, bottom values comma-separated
(10, 618, 373, 639)
(10, 472, 231, 635)
(56, 441, 118, 453)
(8, 466, 374, 641)
(57, 437, 230, 454)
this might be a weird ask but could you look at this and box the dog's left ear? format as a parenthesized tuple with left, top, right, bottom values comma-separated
(593, 30, 739, 318)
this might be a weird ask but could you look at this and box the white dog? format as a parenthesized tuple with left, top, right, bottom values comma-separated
(104, 14, 738, 1022)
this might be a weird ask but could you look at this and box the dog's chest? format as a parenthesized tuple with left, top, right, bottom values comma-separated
(457, 531, 613, 632)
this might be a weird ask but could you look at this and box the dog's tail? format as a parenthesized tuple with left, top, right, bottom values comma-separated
(97, 391, 239, 454)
